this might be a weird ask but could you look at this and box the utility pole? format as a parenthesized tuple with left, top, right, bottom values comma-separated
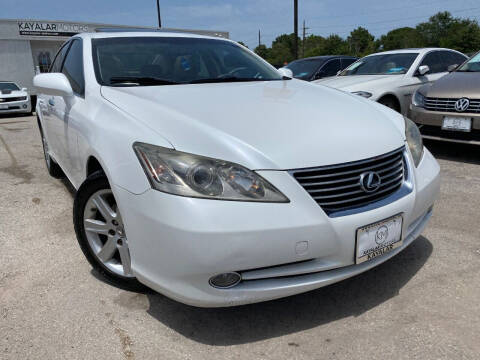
(156, 0, 162, 28)
(258, 29, 261, 47)
(302, 20, 309, 58)
(294, 0, 298, 59)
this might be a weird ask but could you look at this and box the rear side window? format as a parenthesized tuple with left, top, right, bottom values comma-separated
(320, 59, 342, 77)
(62, 39, 85, 96)
(420, 51, 466, 74)
(50, 43, 70, 73)
(341, 58, 356, 70)
(445, 51, 467, 68)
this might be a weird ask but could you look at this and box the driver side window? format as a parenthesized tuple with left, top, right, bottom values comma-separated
(49, 42, 70, 73)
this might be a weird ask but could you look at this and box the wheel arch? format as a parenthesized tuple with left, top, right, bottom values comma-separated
(86, 155, 105, 178)
(377, 93, 402, 113)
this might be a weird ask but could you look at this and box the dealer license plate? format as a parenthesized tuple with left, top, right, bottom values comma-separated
(356, 214, 403, 264)
(0, 104, 8, 110)
(442, 117, 472, 132)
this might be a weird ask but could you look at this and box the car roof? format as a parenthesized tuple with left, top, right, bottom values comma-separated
(293, 55, 357, 62)
(75, 31, 229, 43)
(366, 48, 462, 57)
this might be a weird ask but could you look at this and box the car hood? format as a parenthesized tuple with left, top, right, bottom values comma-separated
(314, 74, 402, 92)
(421, 71, 480, 98)
(101, 80, 405, 170)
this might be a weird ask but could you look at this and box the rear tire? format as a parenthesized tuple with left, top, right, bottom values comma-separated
(38, 121, 64, 178)
(378, 96, 401, 113)
(73, 171, 145, 292)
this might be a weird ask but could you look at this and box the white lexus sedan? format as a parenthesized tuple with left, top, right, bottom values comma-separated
(34, 31, 440, 307)
(314, 48, 467, 115)
(0, 81, 32, 115)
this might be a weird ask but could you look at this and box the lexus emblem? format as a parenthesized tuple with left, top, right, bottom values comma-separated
(360, 171, 382, 193)
(455, 98, 470, 112)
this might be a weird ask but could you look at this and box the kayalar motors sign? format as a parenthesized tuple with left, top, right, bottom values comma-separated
(18, 22, 89, 37)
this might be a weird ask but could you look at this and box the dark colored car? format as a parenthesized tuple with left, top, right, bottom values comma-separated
(285, 56, 358, 81)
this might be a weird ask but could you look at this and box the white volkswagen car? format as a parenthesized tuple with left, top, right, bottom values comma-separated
(0, 81, 32, 115)
(34, 31, 440, 307)
(314, 48, 467, 115)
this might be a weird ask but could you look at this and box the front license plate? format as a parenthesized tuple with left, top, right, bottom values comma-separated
(356, 214, 403, 264)
(0, 104, 8, 110)
(442, 117, 472, 132)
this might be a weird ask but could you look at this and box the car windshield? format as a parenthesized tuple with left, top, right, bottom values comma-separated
(0, 82, 20, 91)
(457, 52, 480, 72)
(340, 53, 418, 76)
(286, 59, 325, 80)
(92, 37, 283, 86)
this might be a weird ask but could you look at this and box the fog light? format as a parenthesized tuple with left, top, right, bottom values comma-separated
(22, 104, 27, 109)
(209, 272, 241, 288)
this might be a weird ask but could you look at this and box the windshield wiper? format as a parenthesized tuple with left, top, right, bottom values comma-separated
(109, 76, 180, 86)
(188, 77, 276, 84)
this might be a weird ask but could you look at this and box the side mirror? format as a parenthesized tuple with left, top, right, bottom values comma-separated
(33, 73, 73, 97)
(21, 87, 28, 92)
(417, 65, 430, 76)
(278, 67, 293, 78)
(448, 64, 458, 72)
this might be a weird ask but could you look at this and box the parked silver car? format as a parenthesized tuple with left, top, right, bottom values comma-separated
(410, 51, 480, 144)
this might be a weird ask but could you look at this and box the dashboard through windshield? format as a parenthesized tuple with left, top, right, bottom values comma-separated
(340, 53, 418, 76)
(92, 37, 283, 86)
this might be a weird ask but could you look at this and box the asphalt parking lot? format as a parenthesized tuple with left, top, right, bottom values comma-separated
(1, 114, 479, 360)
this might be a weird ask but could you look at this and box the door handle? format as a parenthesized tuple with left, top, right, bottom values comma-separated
(48, 98, 55, 106)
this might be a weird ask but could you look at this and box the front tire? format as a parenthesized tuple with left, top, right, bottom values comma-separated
(73, 171, 145, 291)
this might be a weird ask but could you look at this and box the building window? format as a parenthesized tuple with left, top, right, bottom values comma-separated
(37, 52, 52, 73)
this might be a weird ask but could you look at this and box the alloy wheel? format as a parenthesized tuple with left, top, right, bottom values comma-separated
(83, 189, 133, 277)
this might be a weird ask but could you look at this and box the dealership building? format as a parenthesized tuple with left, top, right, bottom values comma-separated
(0, 18, 229, 97)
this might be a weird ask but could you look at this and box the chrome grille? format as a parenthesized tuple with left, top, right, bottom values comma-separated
(290, 147, 406, 216)
(0, 96, 27, 103)
(424, 97, 480, 113)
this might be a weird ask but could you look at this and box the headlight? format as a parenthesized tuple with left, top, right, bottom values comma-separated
(352, 91, 372, 98)
(133, 142, 289, 202)
(404, 117, 424, 167)
(412, 90, 425, 107)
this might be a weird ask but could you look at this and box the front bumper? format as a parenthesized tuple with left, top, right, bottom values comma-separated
(409, 104, 480, 143)
(0, 99, 31, 114)
(113, 148, 440, 307)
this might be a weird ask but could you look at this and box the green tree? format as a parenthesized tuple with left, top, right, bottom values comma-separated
(322, 34, 349, 55)
(254, 44, 270, 60)
(237, 41, 248, 48)
(302, 34, 325, 57)
(379, 27, 425, 51)
(439, 19, 480, 54)
(347, 27, 375, 56)
(268, 33, 300, 66)
(416, 11, 456, 47)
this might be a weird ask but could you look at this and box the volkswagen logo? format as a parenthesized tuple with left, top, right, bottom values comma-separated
(455, 98, 470, 112)
(359, 171, 382, 193)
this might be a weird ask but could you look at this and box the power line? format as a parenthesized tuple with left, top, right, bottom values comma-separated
(307, 0, 461, 21)
(308, 6, 480, 30)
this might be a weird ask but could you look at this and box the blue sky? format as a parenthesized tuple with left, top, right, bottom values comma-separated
(3, 0, 480, 48)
